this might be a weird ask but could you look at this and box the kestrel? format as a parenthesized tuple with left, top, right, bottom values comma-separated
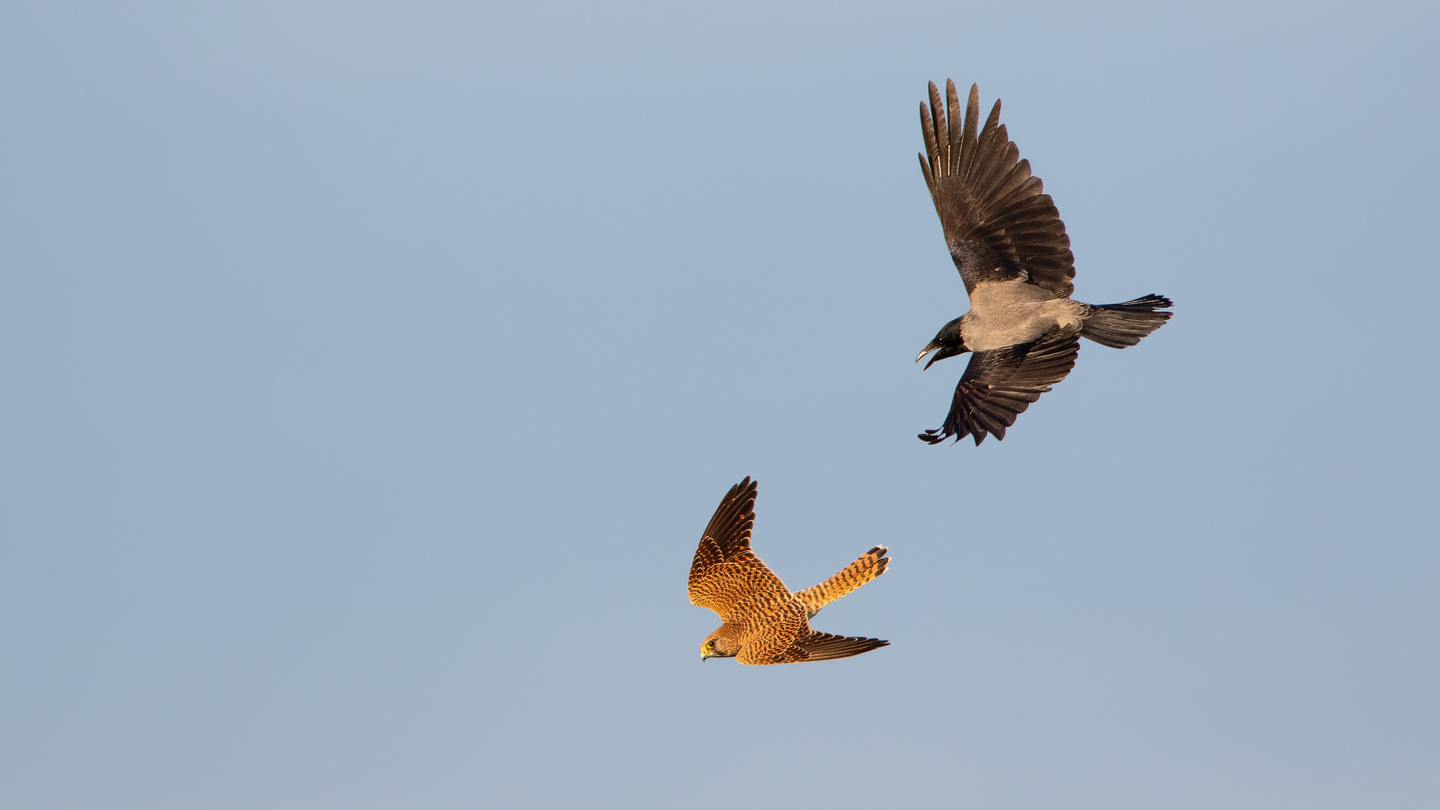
(689, 477, 890, 665)
(913, 80, 1173, 446)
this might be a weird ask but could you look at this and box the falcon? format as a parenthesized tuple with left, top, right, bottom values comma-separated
(914, 80, 1173, 446)
(690, 477, 890, 665)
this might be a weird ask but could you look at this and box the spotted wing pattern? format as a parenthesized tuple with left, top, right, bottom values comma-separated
(919, 80, 1076, 297)
(738, 600, 811, 666)
(688, 478, 791, 620)
(920, 329, 1080, 446)
(690, 479, 890, 666)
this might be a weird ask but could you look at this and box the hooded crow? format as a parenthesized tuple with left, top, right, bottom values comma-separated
(914, 80, 1173, 446)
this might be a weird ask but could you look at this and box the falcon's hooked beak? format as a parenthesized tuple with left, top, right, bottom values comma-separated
(701, 650, 712, 661)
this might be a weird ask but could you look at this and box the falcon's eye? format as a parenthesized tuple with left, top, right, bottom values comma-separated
(707, 640, 715, 648)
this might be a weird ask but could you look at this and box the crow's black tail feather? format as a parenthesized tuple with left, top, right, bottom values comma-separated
(1081, 294, 1173, 348)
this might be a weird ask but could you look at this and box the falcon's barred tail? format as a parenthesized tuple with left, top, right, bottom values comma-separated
(796, 546, 890, 618)
(1080, 294, 1174, 349)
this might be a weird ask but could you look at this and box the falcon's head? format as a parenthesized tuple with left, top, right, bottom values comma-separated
(701, 632, 740, 661)
(917, 317, 969, 370)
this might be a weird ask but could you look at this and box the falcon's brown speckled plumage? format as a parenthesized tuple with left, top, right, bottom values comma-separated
(689, 478, 890, 665)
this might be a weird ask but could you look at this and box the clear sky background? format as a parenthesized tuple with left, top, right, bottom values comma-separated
(2, 2, 1437, 808)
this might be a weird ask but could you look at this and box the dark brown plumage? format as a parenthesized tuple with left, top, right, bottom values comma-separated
(914, 80, 1173, 446)
(918, 80, 1076, 298)
(929, 328, 1080, 445)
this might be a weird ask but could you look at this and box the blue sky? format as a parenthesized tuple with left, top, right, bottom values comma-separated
(2, 2, 1437, 808)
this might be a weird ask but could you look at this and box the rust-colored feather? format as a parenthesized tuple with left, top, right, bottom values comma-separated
(690, 480, 890, 666)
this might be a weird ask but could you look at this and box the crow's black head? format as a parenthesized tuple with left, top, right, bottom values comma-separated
(916, 318, 969, 370)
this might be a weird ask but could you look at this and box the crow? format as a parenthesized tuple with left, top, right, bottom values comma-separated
(914, 80, 1173, 446)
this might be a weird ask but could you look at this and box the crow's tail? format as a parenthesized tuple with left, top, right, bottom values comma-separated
(1080, 294, 1173, 348)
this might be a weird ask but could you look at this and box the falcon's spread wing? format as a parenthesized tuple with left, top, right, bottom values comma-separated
(775, 631, 891, 664)
(920, 329, 1080, 446)
(919, 80, 1075, 297)
(688, 478, 790, 620)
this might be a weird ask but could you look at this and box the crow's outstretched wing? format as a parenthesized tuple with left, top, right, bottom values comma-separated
(920, 329, 1080, 446)
(920, 80, 1075, 298)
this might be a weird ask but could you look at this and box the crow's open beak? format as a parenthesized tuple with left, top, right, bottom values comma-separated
(916, 342, 939, 365)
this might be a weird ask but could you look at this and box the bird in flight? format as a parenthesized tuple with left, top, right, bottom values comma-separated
(914, 80, 1173, 446)
(689, 477, 890, 665)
